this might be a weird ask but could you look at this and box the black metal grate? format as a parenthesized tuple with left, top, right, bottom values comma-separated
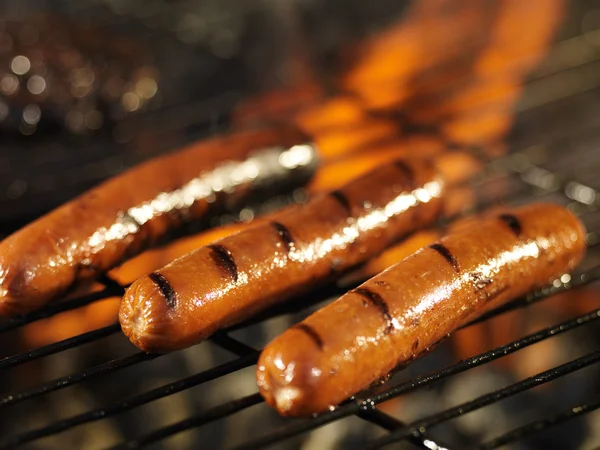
(2, 2, 600, 450)
(2, 136, 600, 449)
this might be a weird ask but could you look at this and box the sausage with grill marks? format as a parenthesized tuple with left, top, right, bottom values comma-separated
(0, 125, 315, 316)
(256, 203, 586, 417)
(119, 158, 445, 352)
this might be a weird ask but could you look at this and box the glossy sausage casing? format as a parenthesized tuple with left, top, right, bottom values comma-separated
(0, 125, 315, 316)
(257, 203, 586, 417)
(119, 159, 445, 352)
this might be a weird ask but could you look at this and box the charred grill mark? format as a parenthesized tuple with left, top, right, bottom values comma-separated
(271, 221, 295, 253)
(148, 272, 177, 309)
(394, 160, 415, 187)
(429, 243, 460, 273)
(330, 190, 352, 215)
(295, 324, 324, 350)
(208, 244, 238, 282)
(353, 287, 394, 334)
(498, 214, 522, 237)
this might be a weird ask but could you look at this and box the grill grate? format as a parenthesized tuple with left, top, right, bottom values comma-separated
(473, 397, 600, 450)
(2, 142, 600, 449)
(2, 2, 600, 450)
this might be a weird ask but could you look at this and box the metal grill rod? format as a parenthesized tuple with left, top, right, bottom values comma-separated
(0, 10, 596, 450)
(2, 257, 597, 413)
(1, 358, 451, 450)
(0, 145, 560, 365)
(232, 305, 600, 450)
(0, 281, 351, 374)
(365, 351, 600, 449)
(472, 396, 600, 450)
(0, 180, 575, 371)
(110, 393, 264, 450)
(356, 408, 408, 431)
(0, 353, 259, 449)
(1, 328, 446, 450)
(3, 336, 447, 450)
(0, 157, 593, 370)
(357, 408, 452, 450)
(0, 117, 596, 450)
(55, 175, 600, 446)
(0, 323, 121, 370)
(0, 330, 261, 411)
(0, 352, 157, 408)
(0, 285, 125, 334)
(1, 140, 596, 337)
(104, 303, 600, 450)
(210, 332, 258, 356)
(1, 215, 597, 446)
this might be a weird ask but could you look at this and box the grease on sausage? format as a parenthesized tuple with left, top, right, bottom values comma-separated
(119, 158, 445, 352)
(256, 203, 586, 417)
(0, 126, 316, 316)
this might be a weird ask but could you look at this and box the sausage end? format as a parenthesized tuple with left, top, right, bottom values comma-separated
(257, 328, 331, 417)
(0, 262, 49, 316)
(0, 227, 78, 316)
(257, 355, 309, 416)
(119, 278, 178, 353)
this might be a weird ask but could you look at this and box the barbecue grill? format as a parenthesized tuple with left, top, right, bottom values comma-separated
(1, 1, 600, 449)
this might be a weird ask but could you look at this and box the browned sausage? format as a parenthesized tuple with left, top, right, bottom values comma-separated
(0, 125, 316, 316)
(256, 203, 586, 417)
(119, 158, 445, 352)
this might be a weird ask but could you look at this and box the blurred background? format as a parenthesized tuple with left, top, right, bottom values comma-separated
(1, 0, 600, 449)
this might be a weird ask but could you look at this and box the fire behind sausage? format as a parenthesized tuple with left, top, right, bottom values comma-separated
(0, 125, 317, 316)
(119, 158, 445, 352)
(256, 203, 586, 417)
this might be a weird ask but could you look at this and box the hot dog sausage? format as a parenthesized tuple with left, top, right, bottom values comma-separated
(119, 158, 445, 352)
(0, 126, 316, 315)
(256, 203, 586, 417)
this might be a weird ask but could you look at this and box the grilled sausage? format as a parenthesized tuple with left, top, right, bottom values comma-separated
(0, 125, 316, 316)
(119, 158, 445, 352)
(256, 203, 586, 417)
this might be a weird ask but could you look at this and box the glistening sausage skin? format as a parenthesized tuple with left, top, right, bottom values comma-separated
(256, 203, 586, 417)
(119, 159, 445, 352)
(0, 126, 316, 315)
